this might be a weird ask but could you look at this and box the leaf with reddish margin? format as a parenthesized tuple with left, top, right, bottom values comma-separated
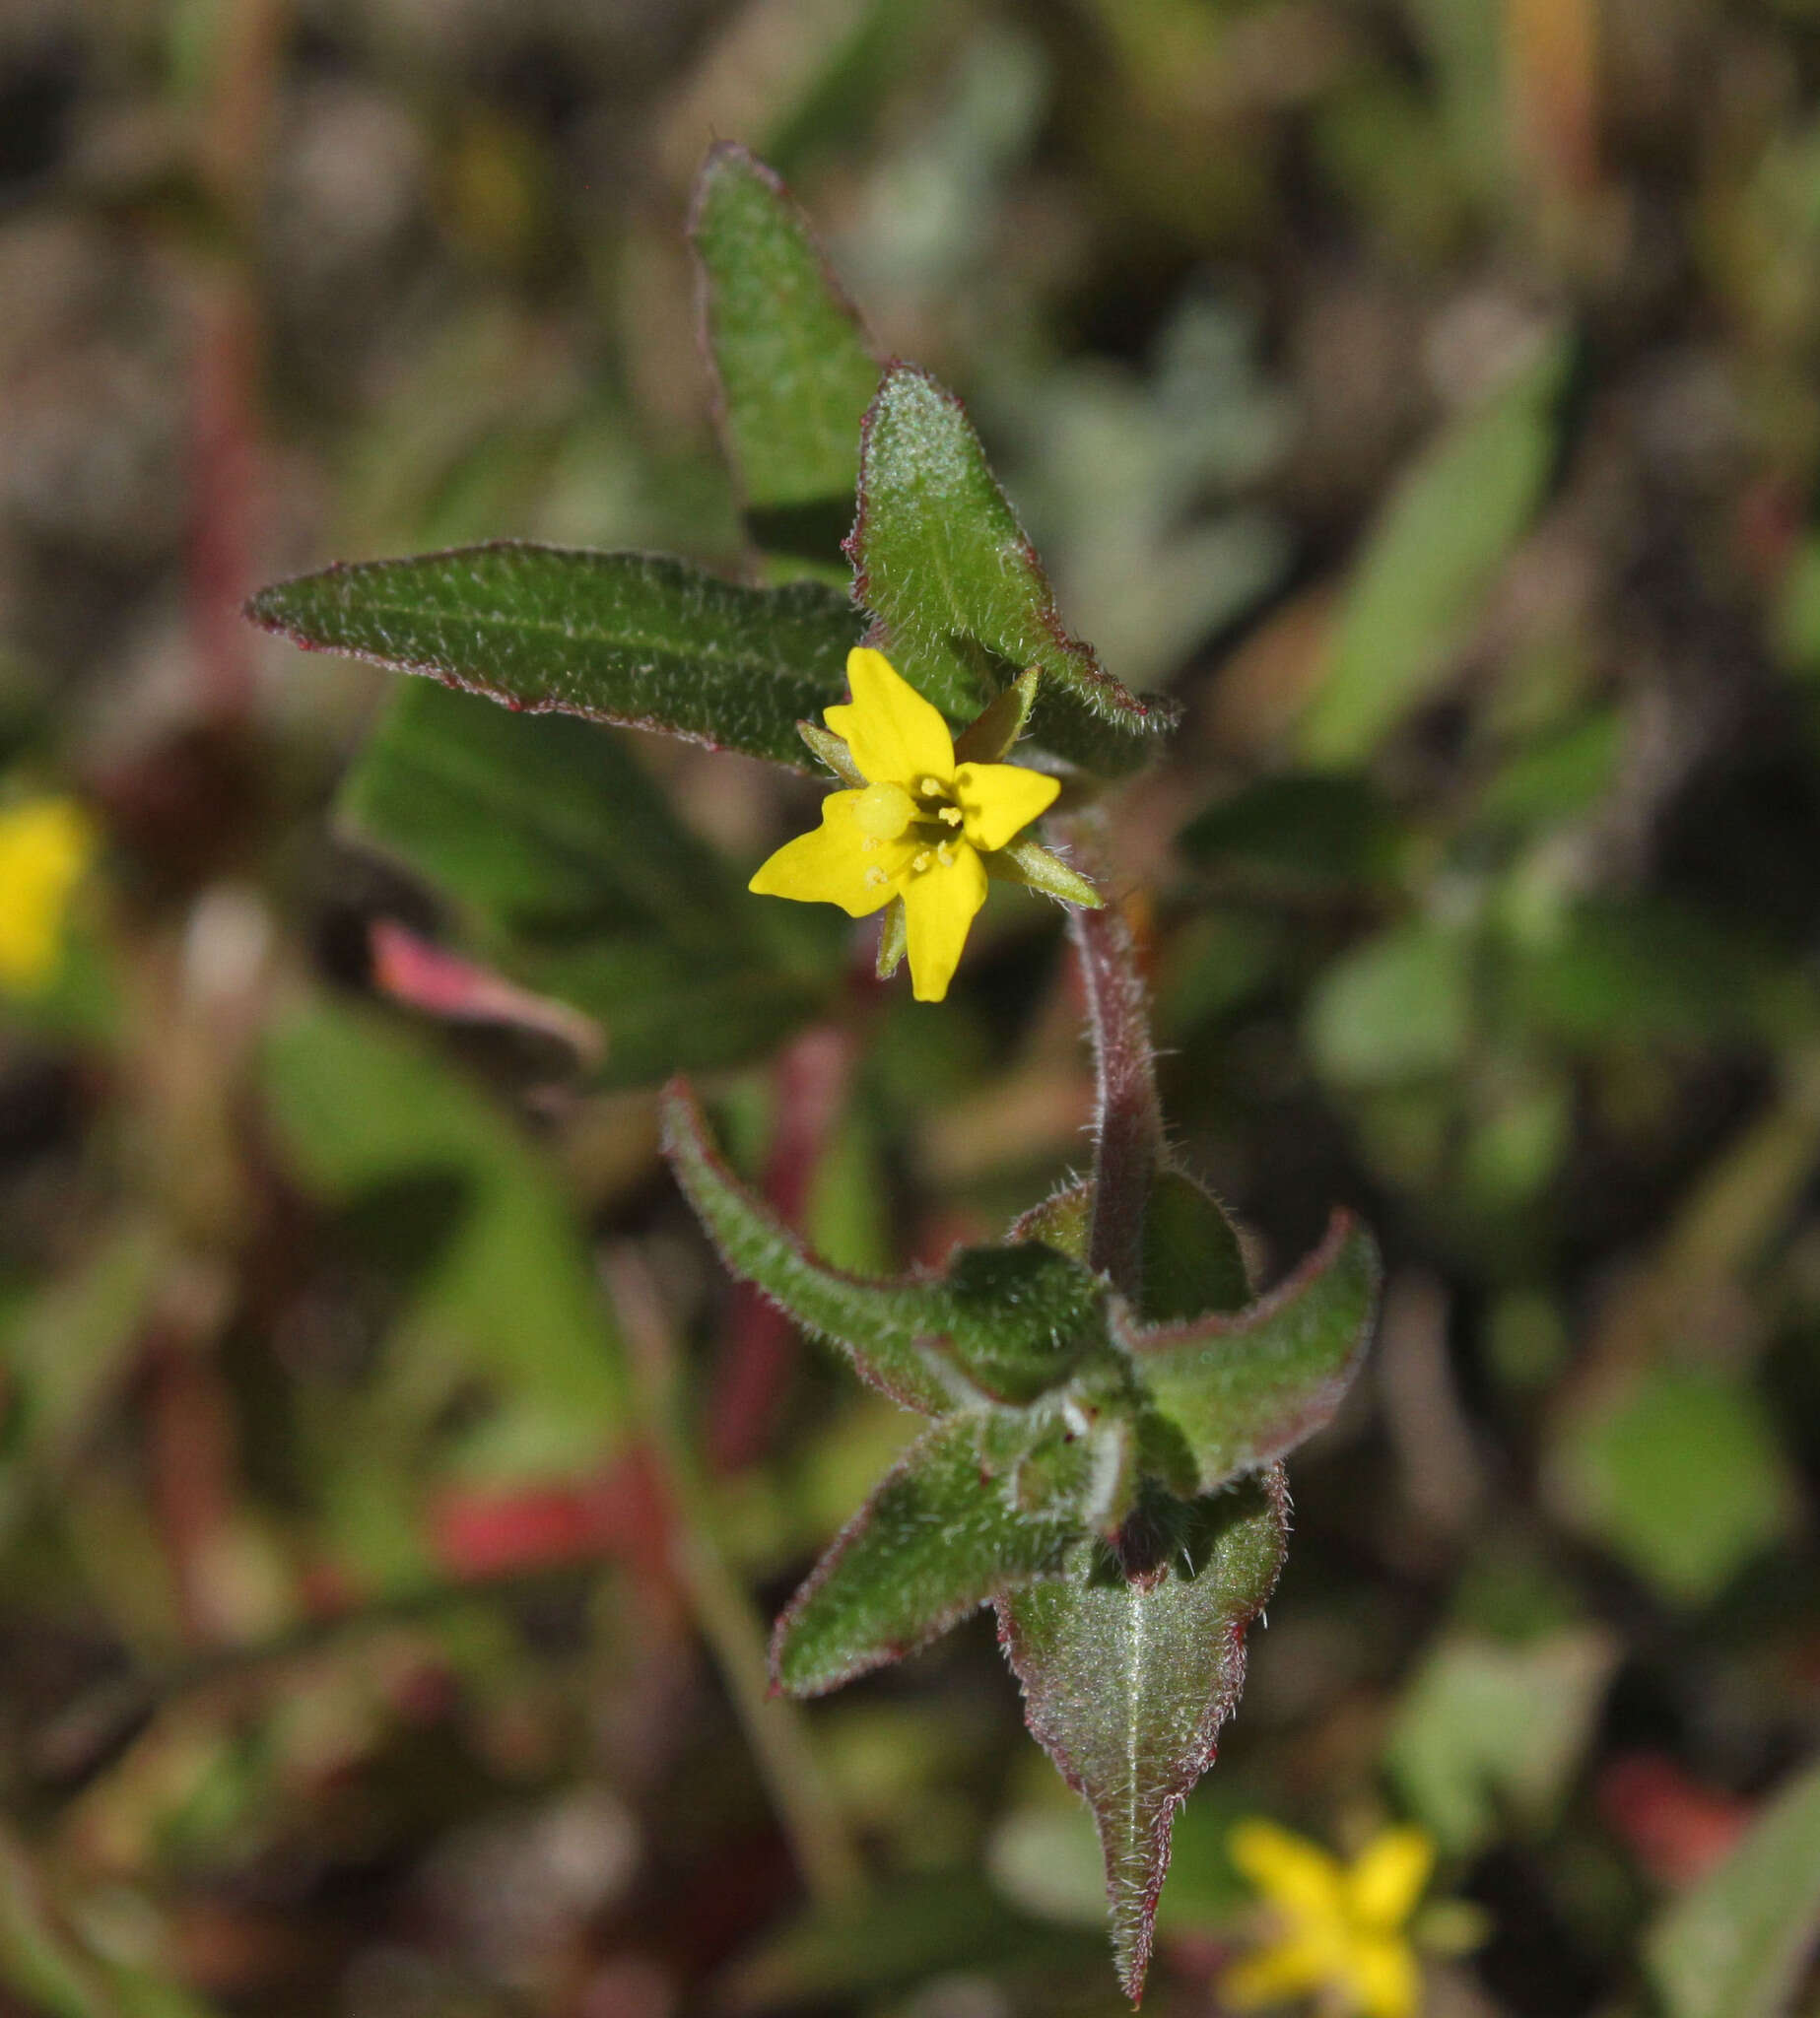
(1116, 1211, 1381, 1496)
(689, 142, 879, 555)
(773, 1406, 1096, 1697)
(847, 365, 1178, 777)
(661, 1080, 1105, 1417)
(996, 1473, 1290, 2004)
(248, 543, 860, 772)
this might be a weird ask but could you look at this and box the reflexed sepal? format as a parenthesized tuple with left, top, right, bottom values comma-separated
(996, 1473, 1290, 2002)
(848, 366, 1178, 778)
(661, 1080, 1107, 1415)
(797, 718, 865, 784)
(246, 544, 861, 772)
(875, 896, 908, 978)
(773, 1406, 1098, 1696)
(985, 837, 1103, 909)
(954, 669, 1041, 765)
(1116, 1211, 1381, 1494)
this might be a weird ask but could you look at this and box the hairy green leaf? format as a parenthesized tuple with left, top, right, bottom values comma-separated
(774, 1407, 1092, 1696)
(1119, 1211, 1380, 1495)
(1299, 333, 1567, 767)
(850, 365, 1177, 777)
(996, 1475, 1290, 2001)
(1646, 1752, 1820, 2018)
(248, 542, 862, 770)
(339, 679, 835, 1085)
(662, 1081, 1104, 1415)
(689, 143, 878, 557)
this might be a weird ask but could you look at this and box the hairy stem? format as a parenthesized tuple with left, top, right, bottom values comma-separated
(1060, 817, 1162, 1303)
(605, 1245, 868, 1912)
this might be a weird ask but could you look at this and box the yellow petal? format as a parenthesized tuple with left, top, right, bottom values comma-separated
(0, 796, 94, 992)
(824, 646, 954, 787)
(1231, 1821, 1348, 1922)
(1220, 1932, 1333, 2009)
(1349, 1934, 1420, 2018)
(953, 761, 1059, 853)
(748, 792, 909, 917)
(901, 843, 986, 1001)
(1346, 1828, 1433, 1931)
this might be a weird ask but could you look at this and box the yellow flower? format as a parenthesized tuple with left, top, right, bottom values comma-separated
(749, 647, 1060, 1002)
(0, 795, 95, 995)
(1223, 1820, 1434, 2018)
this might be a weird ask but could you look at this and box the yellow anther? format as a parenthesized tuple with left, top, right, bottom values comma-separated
(911, 849, 933, 873)
(936, 842, 955, 867)
(919, 776, 947, 798)
(863, 866, 888, 889)
(938, 805, 964, 826)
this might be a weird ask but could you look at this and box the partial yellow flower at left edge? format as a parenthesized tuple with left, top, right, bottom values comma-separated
(0, 796, 96, 995)
(749, 647, 1061, 1003)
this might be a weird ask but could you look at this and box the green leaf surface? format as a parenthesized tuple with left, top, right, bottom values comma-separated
(1384, 1629, 1618, 1854)
(1306, 921, 1475, 1088)
(263, 997, 626, 1486)
(1180, 773, 1394, 890)
(1646, 1752, 1820, 2018)
(1299, 334, 1568, 768)
(1119, 1212, 1381, 1494)
(340, 679, 834, 1084)
(248, 541, 862, 770)
(689, 143, 878, 548)
(1545, 1366, 1796, 1605)
(662, 1080, 1104, 1415)
(996, 1474, 1290, 2001)
(772, 1406, 1091, 1696)
(1008, 1170, 1249, 1322)
(850, 364, 1177, 776)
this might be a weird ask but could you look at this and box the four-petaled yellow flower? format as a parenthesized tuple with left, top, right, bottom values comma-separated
(749, 647, 1060, 1002)
(0, 795, 95, 995)
(1223, 1820, 1434, 2018)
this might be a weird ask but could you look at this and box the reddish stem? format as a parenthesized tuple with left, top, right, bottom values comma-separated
(1063, 822, 1162, 1302)
(707, 1024, 856, 1471)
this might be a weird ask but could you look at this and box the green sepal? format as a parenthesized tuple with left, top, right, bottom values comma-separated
(996, 1474, 1290, 2003)
(875, 897, 908, 978)
(247, 543, 861, 772)
(773, 1406, 1096, 1697)
(849, 366, 1178, 778)
(984, 836, 1103, 908)
(1117, 1210, 1381, 1494)
(661, 1081, 1106, 1416)
(953, 668, 1041, 765)
(688, 143, 879, 545)
(797, 718, 865, 785)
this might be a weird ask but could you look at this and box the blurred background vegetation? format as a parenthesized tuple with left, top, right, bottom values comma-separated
(4, 0, 1820, 2012)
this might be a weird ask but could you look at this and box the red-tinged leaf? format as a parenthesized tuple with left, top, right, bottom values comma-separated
(370, 919, 604, 1067)
(996, 1473, 1290, 2003)
(1117, 1211, 1381, 1494)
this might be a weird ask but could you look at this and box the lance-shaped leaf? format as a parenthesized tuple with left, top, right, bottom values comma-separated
(689, 143, 879, 562)
(774, 1407, 1098, 1696)
(1120, 1210, 1380, 1494)
(848, 366, 1178, 777)
(247, 543, 861, 771)
(661, 1081, 1104, 1415)
(996, 1474, 1290, 2002)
